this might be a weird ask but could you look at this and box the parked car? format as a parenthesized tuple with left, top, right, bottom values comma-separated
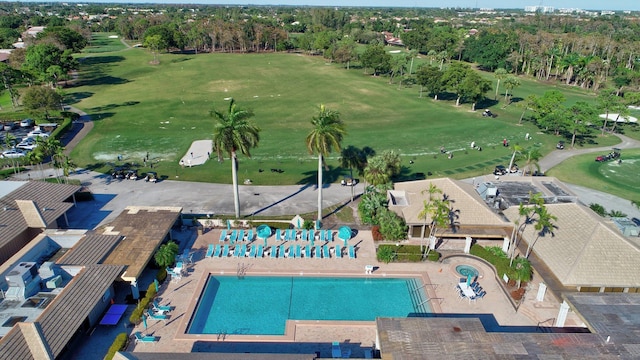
(1, 149, 25, 158)
(20, 118, 34, 128)
(27, 129, 50, 138)
(3, 122, 18, 131)
(493, 165, 508, 176)
(16, 138, 38, 151)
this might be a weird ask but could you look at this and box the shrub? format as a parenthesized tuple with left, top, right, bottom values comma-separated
(470, 244, 516, 280)
(378, 244, 423, 262)
(303, 219, 314, 230)
(104, 333, 128, 360)
(377, 245, 395, 263)
(377, 208, 407, 241)
(371, 226, 383, 241)
(156, 268, 167, 283)
(485, 246, 507, 259)
(427, 251, 441, 262)
(589, 203, 607, 217)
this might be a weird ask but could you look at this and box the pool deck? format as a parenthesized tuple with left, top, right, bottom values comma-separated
(127, 229, 584, 356)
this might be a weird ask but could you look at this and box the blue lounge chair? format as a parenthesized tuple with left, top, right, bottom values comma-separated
(146, 310, 167, 321)
(309, 230, 315, 241)
(322, 245, 330, 258)
(134, 331, 157, 344)
(238, 230, 245, 242)
(219, 230, 227, 242)
(246, 230, 253, 242)
(335, 245, 342, 259)
(241, 244, 248, 257)
(332, 341, 342, 358)
(270, 246, 278, 258)
(304, 245, 311, 258)
(278, 244, 286, 258)
(256, 245, 264, 257)
(152, 300, 172, 312)
(287, 245, 294, 258)
(301, 229, 307, 241)
(276, 229, 282, 241)
(248, 245, 257, 258)
(213, 244, 222, 257)
(205, 244, 215, 258)
(295, 245, 301, 258)
(229, 230, 237, 243)
(328, 230, 334, 242)
(348, 245, 356, 259)
(221, 245, 230, 257)
(314, 245, 321, 259)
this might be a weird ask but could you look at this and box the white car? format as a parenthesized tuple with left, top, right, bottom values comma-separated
(20, 118, 34, 128)
(1, 149, 26, 158)
(27, 129, 50, 138)
(16, 138, 38, 150)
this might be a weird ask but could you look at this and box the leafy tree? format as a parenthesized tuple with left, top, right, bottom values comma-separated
(144, 34, 166, 64)
(0, 63, 21, 109)
(22, 44, 77, 84)
(154, 241, 179, 268)
(518, 95, 538, 125)
(360, 44, 391, 76)
(518, 148, 542, 176)
(441, 61, 472, 106)
(22, 86, 62, 120)
(596, 88, 621, 135)
(306, 104, 345, 222)
(377, 208, 408, 241)
(462, 30, 517, 71)
(37, 26, 87, 52)
(567, 101, 596, 147)
(212, 98, 261, 218)
(358, 188, 387, 225)
(332, 39, 357, 69)
(415, 65, 444, 99)
(459, 71, 491, 110)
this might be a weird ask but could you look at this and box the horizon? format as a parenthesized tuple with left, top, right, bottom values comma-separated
(45, 0, 640, 12)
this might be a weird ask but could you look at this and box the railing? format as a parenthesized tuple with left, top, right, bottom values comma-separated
(537, 317, 555, 332)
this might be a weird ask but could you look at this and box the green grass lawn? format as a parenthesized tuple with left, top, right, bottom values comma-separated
(83, 33, 127, 53)
(546, 148, 640, 203)
(58, 34, 625, 185)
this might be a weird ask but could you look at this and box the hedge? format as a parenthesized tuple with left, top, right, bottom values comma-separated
(377, 244, 423, 262)
(104, 333, 128, 360)
(128, 270, 164, 325)
(468, 244, 533, 281)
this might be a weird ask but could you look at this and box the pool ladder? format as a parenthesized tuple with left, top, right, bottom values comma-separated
(237, 262, 249, 279)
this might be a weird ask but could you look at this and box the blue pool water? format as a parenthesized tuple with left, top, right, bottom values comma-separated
(456, 265, 479, 278)
(187, 276, 430, 335)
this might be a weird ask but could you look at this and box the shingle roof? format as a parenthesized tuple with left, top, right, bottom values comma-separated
(56, 232, 123, 265)
(389, 178, 508, 226)
(503, 203, 640, 288)
(0, 264, 125, 359)
(0, 181, 81, 248)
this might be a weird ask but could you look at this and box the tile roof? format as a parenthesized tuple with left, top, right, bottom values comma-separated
(102, 206, 182, 281)
(376, 316, 634, 359)
(56, 232, 123, 265)
(0, 181, 81, 248)
(389, 178, 509, 226)
(0, 264, 125, 359)
(503, 203, 640, 288)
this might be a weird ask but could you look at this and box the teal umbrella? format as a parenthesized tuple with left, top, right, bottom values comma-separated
(338, 226, 351, 247)
(256, 224, 272, 247)
(467, 274, 472, 286)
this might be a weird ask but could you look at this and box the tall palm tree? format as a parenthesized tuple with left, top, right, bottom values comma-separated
(363, 156, 390, 187)
(493, 68, 507, 100)
(212, 98, 261, 218)
(340, 145, 366, 202)
(306, 104, 346, 222)
(520, 148, 542, 176)
(417, 183, 442, 254)
(525, 206, 557, 258)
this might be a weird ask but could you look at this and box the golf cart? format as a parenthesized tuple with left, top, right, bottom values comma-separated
(493, 165, 508, 176)
(482, 109, 495, 118)
(595, 148, 621, 162)
(341, 177, 358, 186)
(125, 169, 138, 180)
(144, 171, 158, 183)
(556, 141, 565, 150)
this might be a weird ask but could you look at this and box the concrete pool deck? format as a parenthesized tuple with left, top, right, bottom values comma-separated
(124, 229, 584, 357)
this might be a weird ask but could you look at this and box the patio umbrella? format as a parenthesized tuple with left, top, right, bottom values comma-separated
(142, 314, 147, 330)
(227, 220, 231, 230)
(338, 226, 351, 247)
(256, 224, 272, 247)
(297, 218, 301, 229)
(154, 279, 159, 292)
(467, 274, 472, 286)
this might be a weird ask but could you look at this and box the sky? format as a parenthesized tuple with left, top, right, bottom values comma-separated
(69, 0, 640, 11)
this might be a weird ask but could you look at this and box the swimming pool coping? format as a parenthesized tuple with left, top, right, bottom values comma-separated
(174, 269, 439, 342)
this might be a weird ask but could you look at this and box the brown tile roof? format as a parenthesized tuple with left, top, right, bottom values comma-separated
(389, 178, 508, 226)
(56, 232, 123, 265)
(503, 203, 640, 288)
(0, 181, 81, 247)
(376, 316, 632, 359)
(102, 206, 182, 281)
(0, 264, 125, 359)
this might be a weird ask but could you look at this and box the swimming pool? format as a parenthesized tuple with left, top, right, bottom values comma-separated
(455, 264, 479, 278)
(187, 275, 430, 336)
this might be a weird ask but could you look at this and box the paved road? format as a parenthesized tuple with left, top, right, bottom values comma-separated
(538, 133, 640, 172)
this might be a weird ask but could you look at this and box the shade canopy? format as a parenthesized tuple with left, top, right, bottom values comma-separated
(256, 224, 272, 239)
(338, 226, 352, 241)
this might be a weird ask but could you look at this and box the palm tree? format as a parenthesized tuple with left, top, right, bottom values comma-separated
(507, 144, 524, 174)
(212, 98, 261, 219)
(520, 148, 542, 176)
(154, 241, 179, 268)
(525, 206, 557, 258)
(503, 76, 521, 104)
(363, 156, 390, 187)
(417, 183, 442, 254)
(494, 68, 507, 100)
(340, 145, 366, 202)
(306, 104, 345, 222)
